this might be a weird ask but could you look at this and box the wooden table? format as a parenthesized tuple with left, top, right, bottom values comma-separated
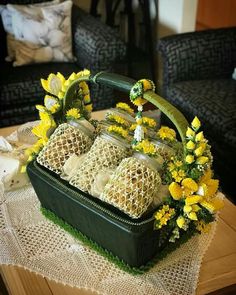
(0, 112, 236, 295)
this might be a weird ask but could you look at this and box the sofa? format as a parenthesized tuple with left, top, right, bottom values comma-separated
(0, 0, 126, 128)
(158, 27, 236, 199)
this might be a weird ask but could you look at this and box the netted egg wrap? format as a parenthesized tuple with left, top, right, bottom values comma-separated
(37, 122, 94, 174)
(69, 133, 131, 193)
(100, 155, 161, 219)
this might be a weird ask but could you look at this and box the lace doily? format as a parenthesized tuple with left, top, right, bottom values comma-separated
(0, 184, 218, 295)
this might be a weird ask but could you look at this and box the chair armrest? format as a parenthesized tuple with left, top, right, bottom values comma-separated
(158, 27, 236, 87)
(72, 6, 126, 72)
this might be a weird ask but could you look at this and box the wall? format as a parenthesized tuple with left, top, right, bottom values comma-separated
(158, 0, 198, 37)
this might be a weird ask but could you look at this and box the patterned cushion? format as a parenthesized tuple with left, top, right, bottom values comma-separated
(166, 79, 236, 148)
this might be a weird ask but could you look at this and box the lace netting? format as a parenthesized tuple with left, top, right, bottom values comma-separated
(0, 184, 219, 295)
(70, 135, 131, 193)
(37, 123, 93, 174)
(100, 157, 161, 219)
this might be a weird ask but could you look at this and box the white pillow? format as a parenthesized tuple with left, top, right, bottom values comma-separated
(0, 0, 59, 35)
(0, 0, 74, 65)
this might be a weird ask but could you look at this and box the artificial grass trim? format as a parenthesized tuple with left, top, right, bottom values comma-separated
(41, 207, 196, 275)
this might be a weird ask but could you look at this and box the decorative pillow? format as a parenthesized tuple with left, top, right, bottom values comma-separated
(0, 0, 74, 66)
(0, 0, 60, 45)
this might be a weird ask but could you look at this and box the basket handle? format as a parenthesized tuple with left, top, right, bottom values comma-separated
(64, 72, 189, 142)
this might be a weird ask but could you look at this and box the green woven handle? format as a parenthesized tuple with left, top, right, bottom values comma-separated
(64, 72, 189, 142)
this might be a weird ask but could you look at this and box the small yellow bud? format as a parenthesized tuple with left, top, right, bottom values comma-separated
(183, 205, 192, 213)
(196, 156, 209, 165)
(176, 216, 185, 228)
(195, 131, 204, 142)
(185, 154, 195, 164)
(188, 211, 198, 220)
(194, 146, 204, 157)
(186, 140, 195, 150)
(191, 116, 201, 131)
(186, 127, 195, 139)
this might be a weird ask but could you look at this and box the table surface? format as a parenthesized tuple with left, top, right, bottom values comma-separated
(0, 111, 236, 295)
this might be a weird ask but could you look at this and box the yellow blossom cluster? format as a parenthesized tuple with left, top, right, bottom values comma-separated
(66, 108, 81, 120)
(107, 125, 128, 139)
(107, 114, 130, 128)
(134, 139, 157, 157)
(116, 102, 134, 115)
(157, 126, 176, 141)
(154, 205, 175, 229)
(141, 117, 157, 129)
(169, 171, 224, 226)
(168, 159, 186, 182)
(185, 117, 209, 166)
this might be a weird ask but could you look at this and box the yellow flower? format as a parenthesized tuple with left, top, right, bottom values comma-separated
(116, 102, 134, 115)
(196, 221, 211, 233)
(176, 216, 186, 229)
(142, 117, 157, 129)
(194, 146, 205, 157)
(157, 126, 176, 141)
(79, 81, 89, 94)
(84, 104, 93, 113)
(76, 69, 90, 78)
(83, 94, 91, 104)
(107, 125, 128, 139)
(154, 205, 175, 229)
(196, 156, 209, 165)
(186, 140, 195, 150)
(195, 131, 204, 142)
(175, 160, 183, 167)
(186, 127, 195, 139)
(185, 195, 203, 205)
(134, 139, 157, 156)
(66, 108, 81, 120)
(185, 154, 195, 164)
(41, 72, 65, 96)
(169, 182, 182, 200)
(107, 114, 129, 127)
(178, 169, 186, 178)
(191, 116, 201, 131)
(136, 118, 143, 125)
(168, 162, 175, 172)
(182, 178, 198, 193)
(132, 97, 147, 106)
(44, 95, 61, 114)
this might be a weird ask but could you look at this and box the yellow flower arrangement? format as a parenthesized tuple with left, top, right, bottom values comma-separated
(116, 102, 134, 115)
(107, 125, 128, 139)
(157, 126, 176, 141)
(133, 139, 157, 157)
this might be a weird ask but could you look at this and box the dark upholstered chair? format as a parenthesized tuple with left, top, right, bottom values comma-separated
(0, 0, 126, 128)
(158, 27, 236, 199)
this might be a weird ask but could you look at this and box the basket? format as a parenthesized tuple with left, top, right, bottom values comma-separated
(27, 72, 190, 271)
